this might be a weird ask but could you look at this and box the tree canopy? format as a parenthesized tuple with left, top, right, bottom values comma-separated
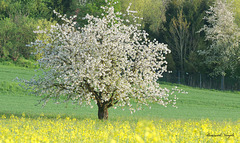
(23, 1, 178, 120)
(199, 0, 240, 77)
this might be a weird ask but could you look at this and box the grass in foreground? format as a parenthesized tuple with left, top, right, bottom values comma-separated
(0, 114, 239, 142)
(0, 64, 240, 121)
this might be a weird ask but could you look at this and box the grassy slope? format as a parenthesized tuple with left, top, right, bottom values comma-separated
(0, 64, 239, 121)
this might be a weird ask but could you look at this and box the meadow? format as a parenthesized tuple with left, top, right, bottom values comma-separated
(0, 64, 240, 142)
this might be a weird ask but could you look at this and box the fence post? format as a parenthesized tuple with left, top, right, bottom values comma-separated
(221, 75, 225, 90)
(200, 73, 202, 88)
(210, 78, 212, 89)
(178, 71, 181, 84)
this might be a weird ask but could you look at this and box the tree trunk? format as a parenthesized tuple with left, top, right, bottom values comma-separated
(97, 103, 108, 120)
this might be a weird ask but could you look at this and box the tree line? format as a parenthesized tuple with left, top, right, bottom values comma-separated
(0, 0, 239, 82)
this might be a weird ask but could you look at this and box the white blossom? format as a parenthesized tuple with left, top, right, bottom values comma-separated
(198, 0, 240, 76)
(23, 0, 179, 113)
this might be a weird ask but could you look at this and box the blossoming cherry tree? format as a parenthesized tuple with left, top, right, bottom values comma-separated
(26, 1, 177, 120)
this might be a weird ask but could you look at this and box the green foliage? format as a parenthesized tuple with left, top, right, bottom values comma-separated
(120, 0, 167, 38)
(0, 16, 36, 61)
(163, 0, 214, 74)
(168, 9, 190, 72)
(70, 0, 121, 27)
(0, 0, 56, 62)
(0, 18, 15, 59)
(14, 57, 39, 68)
(0, 0, 52, 20)
(230, 0, 240, 27)
(0, 58, 38, 68)
(34, 19, 57, 60)
(0, 81, 25, 94)
(199, 0, 240, 77)
(43, 0, 73, 22)
(0, 0, 8, 19)
(0, 10, 56, 61)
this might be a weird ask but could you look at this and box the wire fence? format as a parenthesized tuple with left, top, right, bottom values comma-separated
(159, 71, 240, 91)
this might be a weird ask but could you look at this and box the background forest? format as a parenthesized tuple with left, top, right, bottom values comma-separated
(0, 0, 239, 90)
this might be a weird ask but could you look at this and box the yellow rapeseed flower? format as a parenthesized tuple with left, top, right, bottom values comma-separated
(0, 114, 239, 142)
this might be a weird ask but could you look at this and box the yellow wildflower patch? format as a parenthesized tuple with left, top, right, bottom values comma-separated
(0, 115, 239, 142)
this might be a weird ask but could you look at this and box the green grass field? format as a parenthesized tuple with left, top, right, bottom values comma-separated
(0, 64, 240, 121)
